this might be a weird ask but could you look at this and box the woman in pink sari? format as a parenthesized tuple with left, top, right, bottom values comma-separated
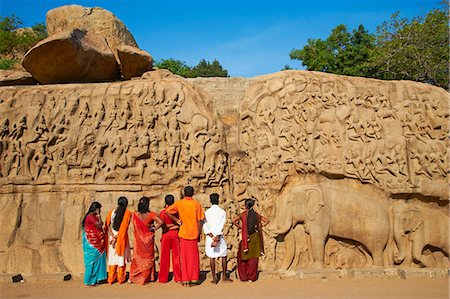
(129, 197, 163, 285)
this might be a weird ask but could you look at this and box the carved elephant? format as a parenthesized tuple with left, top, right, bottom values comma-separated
(390, 201, 449, 267)
(268, 184, 390, 268)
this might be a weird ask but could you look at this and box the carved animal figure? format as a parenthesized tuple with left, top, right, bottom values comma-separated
(268, 183, 390, 268)
(390, 201, 449, 267)
(82, 164, 99, 181)
(122, 160, 147, 181)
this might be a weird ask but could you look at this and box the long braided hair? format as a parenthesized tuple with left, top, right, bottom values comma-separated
(82, 201, 102, 228)
(112, 196, 128, 231)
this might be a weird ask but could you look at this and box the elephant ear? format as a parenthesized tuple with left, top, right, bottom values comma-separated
(409, 208, 424, 232)
(306, 188, 324, 221)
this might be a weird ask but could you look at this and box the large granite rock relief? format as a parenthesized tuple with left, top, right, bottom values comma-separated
(0, 74, 239, 274)
(0, 69, 448, 275)
(237, 71, 449, 270)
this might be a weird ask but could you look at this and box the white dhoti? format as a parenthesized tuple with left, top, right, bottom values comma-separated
(203, 204, 228, 258)
(205, 235, 227, 258)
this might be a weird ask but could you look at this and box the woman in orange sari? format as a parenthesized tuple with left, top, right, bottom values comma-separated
(129, 197, 164, 285)
(105, 196, 132, 284)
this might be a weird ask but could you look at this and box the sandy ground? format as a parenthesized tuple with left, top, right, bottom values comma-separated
(0, 276, 448, 299)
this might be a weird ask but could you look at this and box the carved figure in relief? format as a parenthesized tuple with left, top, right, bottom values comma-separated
(105, 104, 119, 131)
(268, 184, 390, 268)
(122, 160, 147, 181)
(417, 114, 435, 140)
(6, 140, 24, 176)
(346, 115, 365, 142)
(110, 136, 126, 170)
(78, 102, 92, 127)
(94, 103, 105, 129)
(119, 102, 132, 130)
(390, 201, 449, 267)
(410, 146, 433, 179)
(366, 115, 383, 140)
(33, 143, 52, 180)
(165, 116, 182, 168)
(26, 115, 49, 145)
(0, 119, 9, 158)
(9, 116, 27, 141)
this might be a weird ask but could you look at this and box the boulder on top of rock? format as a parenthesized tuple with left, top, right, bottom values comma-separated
(22, 29, 118, 84)
(117, 45, 153, 80)
(46, 5, 137, 55)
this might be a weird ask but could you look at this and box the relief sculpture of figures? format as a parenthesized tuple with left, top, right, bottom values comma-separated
(0, 69, 448, 276)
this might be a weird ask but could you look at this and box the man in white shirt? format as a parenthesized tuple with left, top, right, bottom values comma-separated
(203, 193, 233, 284)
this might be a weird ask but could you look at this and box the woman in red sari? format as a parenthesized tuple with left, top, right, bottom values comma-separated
(129, 196, 164, 285)
(232, 199, 269, 282)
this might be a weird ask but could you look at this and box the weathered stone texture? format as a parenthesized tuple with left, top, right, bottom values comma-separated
(46, 5, 138, 52)
(0, 70, 37, 86)
(0, 70, 448, 275)
(117, 45, 153, 80)
(22, 29, 119, 84)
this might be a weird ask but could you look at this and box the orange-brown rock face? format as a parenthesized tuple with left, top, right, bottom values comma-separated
(117, 45, 153, 80)
(0, 71, 448, 275)
(22, 29, 119, 84)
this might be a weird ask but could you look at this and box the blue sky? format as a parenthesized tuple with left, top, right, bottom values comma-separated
(1, 0, 442, 77)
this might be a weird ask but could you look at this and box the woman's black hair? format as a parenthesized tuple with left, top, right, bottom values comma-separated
(245, 198, 257, 234)
(82, 201, 102, 228)
(245, 198, 255, 209)
(138, 197, 150, 213)
(112, 196, 128, 231)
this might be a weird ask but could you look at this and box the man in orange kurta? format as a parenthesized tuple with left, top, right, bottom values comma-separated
(105, 197, 132, 284)
(166, 186, 205, 286)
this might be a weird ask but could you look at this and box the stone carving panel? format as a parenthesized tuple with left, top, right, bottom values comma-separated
(237, 71, 449, 270)
(0, 75, 239, 274)
(0, 70, 448, 274)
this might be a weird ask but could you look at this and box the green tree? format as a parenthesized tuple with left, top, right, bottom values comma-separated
(155, 58, 229, 78)
(0, 15, 47, 69)
(187, 59, 228, 78)
(154, 58, 191, 77)
(290, 24, 376, 77)
(289, 6, 449, 89)
(372, 9, 449, 89)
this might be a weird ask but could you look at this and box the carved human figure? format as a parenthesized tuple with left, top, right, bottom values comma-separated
(165, 116, 182, 168)
(9, 116, 27, 141)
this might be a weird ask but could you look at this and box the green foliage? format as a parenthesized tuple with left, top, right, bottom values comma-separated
(290, 7, 449, 89)
(290, 24, 375, 77)
(0, 15, 47, 68)
(154, 58, 191, 77)
(372, 9, 449, 89)
(155, 58, 229, 78)
(0, 58, 18, 69)
(187, 59, 228, 78)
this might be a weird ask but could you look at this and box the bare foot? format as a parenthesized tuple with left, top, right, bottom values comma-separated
(84, 284, 97, 288)
(222, 278, 233, 283)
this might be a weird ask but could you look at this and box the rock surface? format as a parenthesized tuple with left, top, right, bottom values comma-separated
(46, 5, 137, 54)
(0, 70, 37, 86)
(22, 29, 118, 84)
(117, 45, 153, 80)
(0, 70, 448, 275)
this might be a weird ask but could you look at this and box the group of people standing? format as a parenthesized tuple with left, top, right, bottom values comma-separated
(81, 186, 269, 287)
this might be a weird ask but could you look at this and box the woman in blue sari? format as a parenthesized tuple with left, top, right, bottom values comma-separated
(82, 202, 107, 286)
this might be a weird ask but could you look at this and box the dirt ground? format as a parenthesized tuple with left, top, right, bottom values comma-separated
(0, 276, 448, 299)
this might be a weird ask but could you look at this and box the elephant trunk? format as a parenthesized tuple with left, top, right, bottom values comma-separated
(393, 223, 407, 264)
(267, 205, 292, 236)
